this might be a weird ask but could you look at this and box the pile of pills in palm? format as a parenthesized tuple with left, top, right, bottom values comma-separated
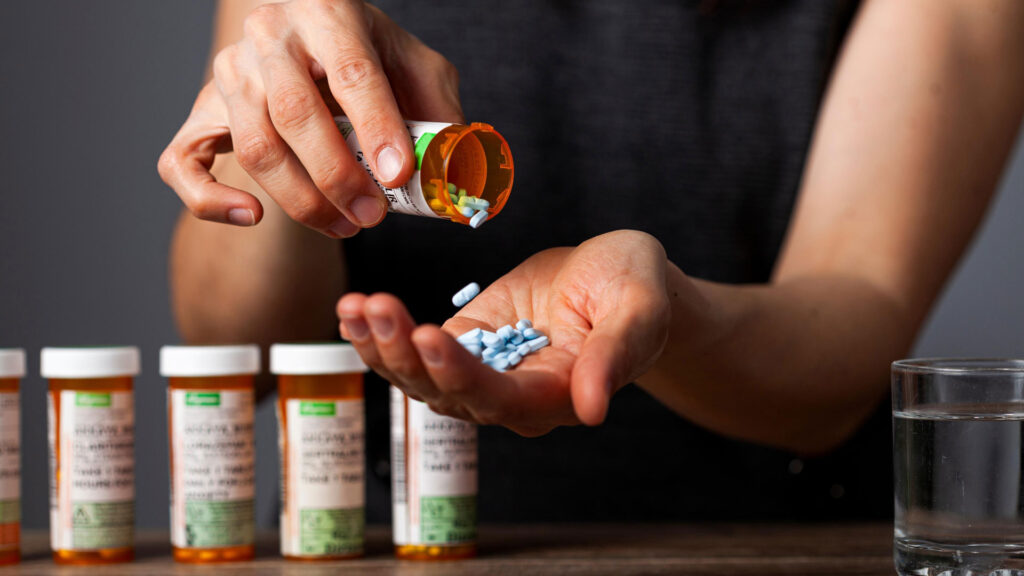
(450, 282, 550, 372)
(428, 183, 490, 229)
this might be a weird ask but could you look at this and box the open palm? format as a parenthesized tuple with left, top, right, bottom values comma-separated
(337, 230, 670, 436)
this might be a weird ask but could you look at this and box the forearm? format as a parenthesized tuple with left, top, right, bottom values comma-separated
(638, 266, 907, 454)
(171, 157, 345, 347)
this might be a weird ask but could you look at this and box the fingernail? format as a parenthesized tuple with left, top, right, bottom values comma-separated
(343, 318, 370, 341)
(227, 208, 255, 226)
(368, 315, 394, 340)
(417, 342, 442, 367)
(375, 146, 403, 183)
(328, 217, 359, 238)
(349, 195, 385, 227)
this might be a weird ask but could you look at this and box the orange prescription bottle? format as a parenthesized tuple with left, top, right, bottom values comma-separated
(0, 349, 24, 566)
(335, 116, 514, 225)
(391, 386, 477, 560)
(41, 347, 138, 565)
(270, 343, 368, 561)
(160, 345, 259, 563)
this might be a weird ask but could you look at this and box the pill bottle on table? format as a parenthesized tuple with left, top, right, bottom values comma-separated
(160, 345, 258, 563)
(335, 116, 514, 226)
(0, 349, 24, 566)
(391, 386, 477, 560)
(271, 343, 368, 561)
(41, 346, 138, 565)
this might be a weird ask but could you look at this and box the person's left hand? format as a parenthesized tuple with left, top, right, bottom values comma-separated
(336, 230, 671, 436)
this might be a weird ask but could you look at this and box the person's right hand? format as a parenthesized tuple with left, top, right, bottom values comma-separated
(158, 0, 463, 238)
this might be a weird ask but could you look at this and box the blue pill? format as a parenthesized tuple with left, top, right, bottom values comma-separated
(516, 343, 531, 356)
(463, 344, 482, 357)
(507, 352, 522, 366)
(452, 282, 481, 307)
(469, 210, 488, 229)
(456, 328, 483, 344)
(510, 333, 525, 345)
(482, 347, 499, 360)
(497, 325, 514, 340)
(522, 328, 540, 340)
(460, 206, 475, 218)
(491, 357, 510, 371)
(527, 335, 550, 352)
(515, 319, 532, 331)
(482, 333, 503, 348)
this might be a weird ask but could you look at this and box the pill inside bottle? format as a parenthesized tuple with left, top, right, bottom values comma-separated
(335, 117, 514, 226)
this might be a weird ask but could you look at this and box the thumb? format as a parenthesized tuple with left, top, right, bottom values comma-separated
(570, 291, 670, 427)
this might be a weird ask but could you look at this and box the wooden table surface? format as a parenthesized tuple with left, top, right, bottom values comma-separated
(8, 524, 895, 575)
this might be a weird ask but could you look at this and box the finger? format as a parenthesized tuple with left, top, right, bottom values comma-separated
(363, 293, 445, 403)
(337, 293, 397, 383)
(298, 0, 415, 188)
(366, 5, 464, 123)
(158, 82, 265, 226)
(214, 41, 356, 238)
(249, 18, 387, 228)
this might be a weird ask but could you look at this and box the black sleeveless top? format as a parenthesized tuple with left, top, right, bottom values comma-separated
(345, 0, 891, 523)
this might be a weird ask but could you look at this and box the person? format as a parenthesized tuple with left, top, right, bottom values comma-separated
(159, 0, 1024, 522)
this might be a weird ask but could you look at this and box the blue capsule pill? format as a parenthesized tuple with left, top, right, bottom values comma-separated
(456, 328, 483, 344)
(469, 210, 488, 229)
(522, 328, 540, 340)
(527, 335, 550, 351)
(515, 319, 532, 331)
(452, 282, 481, 307)
(516, 343, 531, 356)
(482, 333, 503, 348)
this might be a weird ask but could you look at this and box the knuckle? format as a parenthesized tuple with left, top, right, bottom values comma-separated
(233, 131, 278, 172)
(243, 5, 284, 41)
(211, 45, 238, 83)
(156, 148, 177, 183)
(268, 85, 318, 131)
(330, 54, 377, 87)
(286, 195, 336, 229)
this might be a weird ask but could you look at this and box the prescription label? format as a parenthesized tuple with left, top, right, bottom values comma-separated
(49, 391, 135, 551)
(280, 399, 364, 557)
(0, 392, 19, 546)
(391, 388, 477, 545)
(335, 116, 452, 219)
(170, 389, 255, 549)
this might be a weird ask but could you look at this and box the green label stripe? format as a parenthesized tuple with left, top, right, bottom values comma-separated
(420, 496, 476, 544)
(184, 499, 254, 548)
(185, 392, 220, 407)
(0, 500, 19, 524)
(299, 402, 336, 417)
(75, 392, 111, 407)
(299, 507, 363, 556)
(71, 501, 134, 550)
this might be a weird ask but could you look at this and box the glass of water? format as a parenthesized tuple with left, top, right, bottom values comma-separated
(893, 359, 1024, 575)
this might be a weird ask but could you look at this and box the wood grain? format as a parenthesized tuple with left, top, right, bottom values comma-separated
(10, 523, 894, 575)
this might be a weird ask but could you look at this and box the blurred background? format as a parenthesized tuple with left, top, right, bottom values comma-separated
(1, 1, 1022, 530)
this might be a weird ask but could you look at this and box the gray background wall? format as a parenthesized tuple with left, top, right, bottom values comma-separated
(1, 2, 1022, 530)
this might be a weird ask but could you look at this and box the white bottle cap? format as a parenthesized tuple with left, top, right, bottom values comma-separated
(41, 347, 140, 379)
(160, 345, 260, 377)
(0, 349, 26, 378)
(270, 343, 368, 375)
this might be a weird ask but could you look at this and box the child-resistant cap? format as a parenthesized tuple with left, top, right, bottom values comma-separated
(41, 347, 140, 378)
(160, 345, 260, 377)
(270, 343, 368, 375)
(0, 349, 26, 378)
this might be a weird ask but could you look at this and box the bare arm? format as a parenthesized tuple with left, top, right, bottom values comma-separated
(168, 0, 462, 392)
(330, 0, 1023, 450)
(170, 0, 345, 369)
(640, 0, 1024, 452)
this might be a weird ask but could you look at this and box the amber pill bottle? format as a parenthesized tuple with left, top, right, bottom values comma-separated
(41, 346, 139, 565)
(160, 345, 259, 563)
(0, 349, 24, 565)
(271, 343, 368, 561)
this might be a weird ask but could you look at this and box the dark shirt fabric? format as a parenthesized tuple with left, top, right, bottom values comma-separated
(345, 0, 891, 523)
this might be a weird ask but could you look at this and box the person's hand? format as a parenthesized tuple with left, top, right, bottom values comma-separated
(158, 0, 463, 238)
(336, 230, 672, 436)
